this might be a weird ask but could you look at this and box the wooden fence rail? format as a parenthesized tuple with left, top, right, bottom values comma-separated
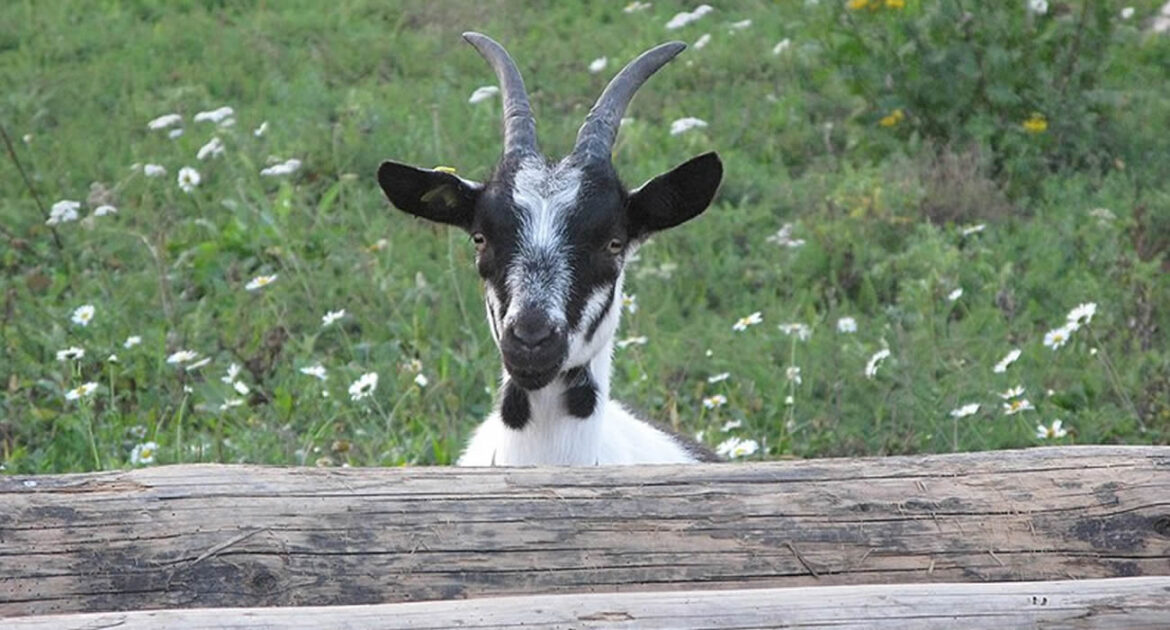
(2, 446, 1169, 618)
(10, 578, 1170, 629)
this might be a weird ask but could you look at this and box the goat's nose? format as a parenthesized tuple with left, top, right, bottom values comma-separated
(510, 314, 557, 349)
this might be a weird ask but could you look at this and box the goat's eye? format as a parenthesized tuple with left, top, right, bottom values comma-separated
(472, 233, 487, 253)
(606, 238, 624, 255)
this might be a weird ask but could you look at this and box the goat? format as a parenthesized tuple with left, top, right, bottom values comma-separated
(377, 33, 723, 465)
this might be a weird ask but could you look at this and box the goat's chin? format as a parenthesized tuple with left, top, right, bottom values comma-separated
(504, 363, 563, 391)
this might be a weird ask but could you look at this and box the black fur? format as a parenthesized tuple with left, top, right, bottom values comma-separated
(501, 381, 531, 430)
(562, 366, 597, 418)
(584, 283, 617, 344)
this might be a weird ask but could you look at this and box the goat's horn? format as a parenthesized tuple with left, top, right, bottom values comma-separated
(463, 32, 539, 157)
(572, 41, 686, 162)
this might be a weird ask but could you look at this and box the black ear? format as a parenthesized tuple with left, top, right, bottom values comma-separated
(627, 152, 722, 238)
(377, 161, 482, 230)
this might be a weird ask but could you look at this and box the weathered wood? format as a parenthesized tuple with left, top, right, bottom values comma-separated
(2, 446, 1169, 617)
(9, 578, 1170, 629)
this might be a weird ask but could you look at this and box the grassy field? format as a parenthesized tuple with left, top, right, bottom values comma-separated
(2, 0, 1168, 473)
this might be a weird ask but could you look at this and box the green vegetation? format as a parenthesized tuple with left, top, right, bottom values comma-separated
(2, 0, 1168, 473)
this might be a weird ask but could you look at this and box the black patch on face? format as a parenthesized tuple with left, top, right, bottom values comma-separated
(561, 163, 628, 334)
(562, 366, 597, 418)
(500, 381, 531, 430)
(585, 283, 617, 344)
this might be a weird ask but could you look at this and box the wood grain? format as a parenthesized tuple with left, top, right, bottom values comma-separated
(9, 578, 1170, 629)
(2, 446, 1169, 617)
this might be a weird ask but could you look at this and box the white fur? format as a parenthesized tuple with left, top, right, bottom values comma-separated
(505, 159, 581, 326)
(459, 282, 700, 466)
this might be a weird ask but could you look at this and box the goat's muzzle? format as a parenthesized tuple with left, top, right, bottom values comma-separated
(500, 311, 567, 390)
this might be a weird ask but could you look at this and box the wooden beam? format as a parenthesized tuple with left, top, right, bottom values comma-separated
(2, 446, 1169, 617)
(9, 578, 1170, 629)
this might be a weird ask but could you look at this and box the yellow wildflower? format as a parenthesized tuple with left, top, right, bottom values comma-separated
(1022, 113, 1048, 134)
(886, 0, 906, 7)
(847, 0, 870, 10)
(879, 108, 905, 127)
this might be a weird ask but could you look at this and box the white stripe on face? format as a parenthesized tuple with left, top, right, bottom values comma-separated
(504, 159, 582, 327)
(567, 273, 623, 364)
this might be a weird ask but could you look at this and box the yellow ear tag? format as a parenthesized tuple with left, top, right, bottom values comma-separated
(433, 166, 457, 174)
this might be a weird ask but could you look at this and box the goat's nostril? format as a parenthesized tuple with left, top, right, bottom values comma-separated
(510, 317, 556, 349)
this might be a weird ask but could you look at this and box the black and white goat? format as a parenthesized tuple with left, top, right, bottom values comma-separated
(378, 33, 723, 465)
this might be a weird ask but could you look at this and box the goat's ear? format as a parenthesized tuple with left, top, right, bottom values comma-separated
(377, 161, 482, 230)
(627, 152, 722, 238)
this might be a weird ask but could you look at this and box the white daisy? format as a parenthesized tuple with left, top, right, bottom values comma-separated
(1028, 0, 1048, 15)
(786, 366, 802, 385)
(621, 293, 637, 314)
(219, 398, 245, 411)
(765, 223, 804, 248)
(193, 106, 234, 124)
(960, 224, 986, 236)
(1066, 302, 1097, 329)
(93, 204, 117, 217)
(143, 164, 166, 178)
(177, 166, 201, 193)
(947, 288, 963, 302)
(300, 365, 327, 380)
(57, 346, 85, 361)
(694, 33, 711, 49)
(414, 373, 429, 388)
(588, 57, 608, 74)
(468, 85, 500, 104)
(949, 403, 980, 418)
(624, 1, 652, 12)
(348, 372, 378, 401)
(999, 385, 1025, 400)
(130, 441, 159, 465)
(669, 116, 708, 136)
(47, 200, 81, 225)
(168, 128, 184, 139)
(1043, 325, 1074, 350)
(729, 19, 752, 30)
(993, 348, 1022, 373)
(707, 372, 731, 383)
(779, 323, 811, 341)
(222, 363, 240, 384)
(772, 38, 791, 55)
(1121, 7, 1134, 19)
(260, 159, 301, 176)
(837, 317, 858, 334)
(702, 394, 728, 409)
(665, 4, 713, 30)
(65, 382, 98, 401)
(107, 354, 118, 362)
(732, 311, 763, 331)
(1003, 398, 1035, 415)
(185, 357, 212, 371)
(616, 335, 649, 349)
(1035, 419, 1068, 439)
(147, 113, 182, 130)
(864, 348, 891, 379)
(71, 304, 95, 327)
(233, 381, 250, 396)
(245, 274, 278, 291)
(720, 418, 742, 432)
(715, 436, 759, 458)
(166, 349, 199, 364)
(254, 121, 269, 137)
(197, 136, 224, 160)
(124, 335, 142, 349)
(322, 309, 346, 326)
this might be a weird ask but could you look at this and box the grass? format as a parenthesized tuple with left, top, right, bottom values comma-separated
(1, 0, 1168, 473)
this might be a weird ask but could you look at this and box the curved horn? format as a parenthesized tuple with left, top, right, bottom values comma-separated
(462, 32, 538, 157)
(572, 41, 686, 162)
